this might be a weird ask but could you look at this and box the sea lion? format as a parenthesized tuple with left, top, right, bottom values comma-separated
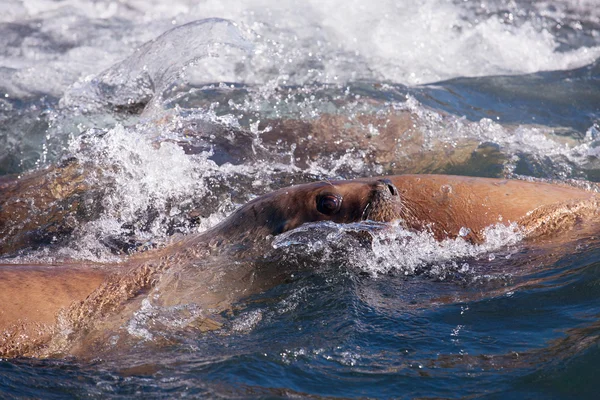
(1, 174, 598, 358)
(0, 178, 401, 357)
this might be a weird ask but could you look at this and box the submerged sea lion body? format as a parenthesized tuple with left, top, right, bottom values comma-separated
(1, 174, 598, 358)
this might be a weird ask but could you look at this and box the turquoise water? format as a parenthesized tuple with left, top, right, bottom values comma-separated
(1, 0, 600, 398)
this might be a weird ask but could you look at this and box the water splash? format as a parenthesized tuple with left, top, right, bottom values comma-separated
(273, 221, 523, 277)
(61, 19, 254, 115)
(2, 0, 599, 98)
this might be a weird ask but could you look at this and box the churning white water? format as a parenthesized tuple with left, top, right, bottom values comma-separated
(1, 0, 600, 264)
(2, 0, 599, 94)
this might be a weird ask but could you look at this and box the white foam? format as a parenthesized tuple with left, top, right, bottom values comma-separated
(43, 123, 210, 259)
(2, 0, 599, 99)
(305, 0, 600, 84)
(273, 221, 523, 277)
(126, 298, 156, 341)
(0, 0, 26, 23)
(42, 110, 301, 260)
(126, 296, 209, 340)
(169, 0, 600, 85)
(231, 310, 263, 333)
(358, 223, 523, 276)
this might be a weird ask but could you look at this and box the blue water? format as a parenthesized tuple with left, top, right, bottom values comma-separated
(416, 60, 600, 133)
(1, 0, 600, 398)
(2, 245, 600, 398)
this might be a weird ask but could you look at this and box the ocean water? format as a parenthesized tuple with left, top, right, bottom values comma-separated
(1, 0, 600, 398)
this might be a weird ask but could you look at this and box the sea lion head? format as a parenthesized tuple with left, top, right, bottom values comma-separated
(219, 178, 403, 240)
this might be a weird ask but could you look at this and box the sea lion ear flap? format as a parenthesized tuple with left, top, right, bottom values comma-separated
(316, 193, 343, 215)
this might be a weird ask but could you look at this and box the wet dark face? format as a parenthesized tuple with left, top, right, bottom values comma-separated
(282, 178, 404, 231)
(311, 178, 402, 223)
(218, 178, 404, 240)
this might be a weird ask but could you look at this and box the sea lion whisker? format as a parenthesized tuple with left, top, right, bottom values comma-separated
(362, 202, 372, 220)
(400, 201, 419, 228)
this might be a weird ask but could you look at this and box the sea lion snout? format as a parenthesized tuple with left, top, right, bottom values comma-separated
(362, 179, 403, 223)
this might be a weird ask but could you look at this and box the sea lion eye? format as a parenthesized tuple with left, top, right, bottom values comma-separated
(317, 194, 342, 215)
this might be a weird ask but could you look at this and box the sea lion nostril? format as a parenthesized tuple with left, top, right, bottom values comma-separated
(387, 183, 397, 196)
(377, 179, 398, 196)
(364, 179, 403, 223)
